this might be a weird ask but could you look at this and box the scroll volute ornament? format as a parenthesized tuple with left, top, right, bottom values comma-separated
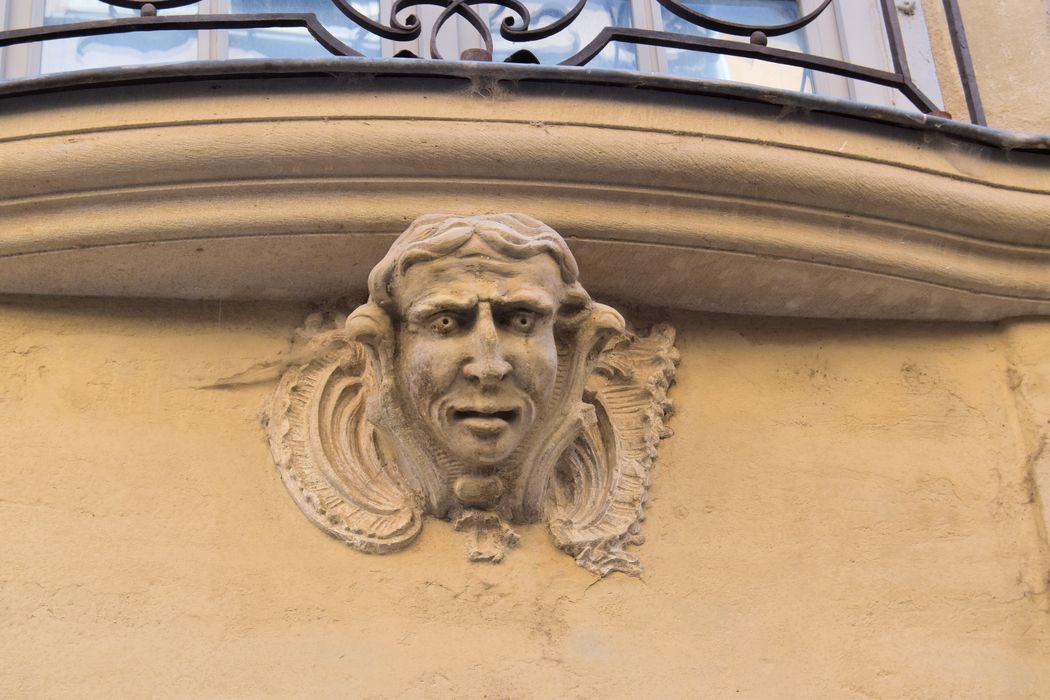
(265, 214, 677, 575)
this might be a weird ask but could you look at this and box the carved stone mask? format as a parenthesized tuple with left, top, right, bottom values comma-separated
(266, 214, 677, 575)
(393, 238, 562, 471)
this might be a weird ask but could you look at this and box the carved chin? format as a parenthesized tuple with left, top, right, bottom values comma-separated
(431, 400, 536, 469)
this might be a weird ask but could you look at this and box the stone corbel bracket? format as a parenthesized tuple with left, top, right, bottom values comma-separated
(262, 212, 679, 574)
(0, 62, 1047, 320)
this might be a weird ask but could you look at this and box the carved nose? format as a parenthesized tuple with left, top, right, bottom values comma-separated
(463, 306, 512, 387)
(464, 354, 512, 387)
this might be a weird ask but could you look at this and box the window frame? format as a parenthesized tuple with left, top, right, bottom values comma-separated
(0, 0, 944, 112)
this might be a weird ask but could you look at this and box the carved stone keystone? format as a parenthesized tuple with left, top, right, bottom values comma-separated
(265, 213, 677, 575)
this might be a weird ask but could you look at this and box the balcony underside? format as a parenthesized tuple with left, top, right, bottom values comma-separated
(0, 60, 1047, 320)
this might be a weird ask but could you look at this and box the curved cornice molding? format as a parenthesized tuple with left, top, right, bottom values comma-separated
(0, 62, 1046, 320)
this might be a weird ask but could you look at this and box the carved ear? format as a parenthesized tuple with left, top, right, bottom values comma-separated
(508, 300, 627, 520)
(344, 299, 450, 516)
(547, 324, 678, 576)
(265, 322, 422, 554)
(581, 302, 626, 358)
(345, 302, 396, 382)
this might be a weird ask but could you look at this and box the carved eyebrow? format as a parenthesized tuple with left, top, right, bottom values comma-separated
(406, 294, 478, 321)
(491, 291, 555, 315)
(406, 290, 556, 321)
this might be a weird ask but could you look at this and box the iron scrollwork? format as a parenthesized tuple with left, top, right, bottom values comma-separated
(0, 0, 973, 119)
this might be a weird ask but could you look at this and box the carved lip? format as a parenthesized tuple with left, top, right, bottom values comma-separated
(450, 406, 520, 437)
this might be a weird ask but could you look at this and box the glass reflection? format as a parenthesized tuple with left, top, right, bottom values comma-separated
(229, 0, 382, 59)
(660, 0, 814, 92)
(41, 0, 198, 75)
(28, 0, 815, 93)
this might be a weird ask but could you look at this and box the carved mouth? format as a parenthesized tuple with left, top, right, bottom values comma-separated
(453, 408, 518, 421)
(450, 407, 520, 437)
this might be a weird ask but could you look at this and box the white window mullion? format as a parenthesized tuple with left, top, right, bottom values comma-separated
(393, 3, 431, 58)
(632, 0, 665, 73)
(201, 0, 228, 61)
(434, 9, 464, 60)
(832, 0, 942, 112)
(2, 1, 43, 80)
(454, 7, 486, 59)
(833, 0, 894, 105)
(0, 0, 7, 77)
(893, 0, 943, 109)
(799, 0, 849, 99)
(379, 0, 400, 57)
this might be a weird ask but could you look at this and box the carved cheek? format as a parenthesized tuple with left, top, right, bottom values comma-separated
(400, 332, 465, 408)
(516, 330, 558, 402)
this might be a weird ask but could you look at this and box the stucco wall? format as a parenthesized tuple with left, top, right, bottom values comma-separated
(2, 297, 1047, 698)
(963, 0, 1050, 133)
(926, 0, 1050, 133)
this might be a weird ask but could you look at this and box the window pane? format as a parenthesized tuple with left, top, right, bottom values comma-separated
(489, 0, 638, 70)
(660, 0, 815, 93)
(41, 0, 198, 75)
(228, 0, 382, 59)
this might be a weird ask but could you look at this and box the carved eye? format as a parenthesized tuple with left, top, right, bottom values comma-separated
(428, 313, 461, 334)
(506, 310, 538, 333)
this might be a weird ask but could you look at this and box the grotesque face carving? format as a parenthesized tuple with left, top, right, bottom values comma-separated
(394, 238, 563, 469)
(269, 213, 676, 572)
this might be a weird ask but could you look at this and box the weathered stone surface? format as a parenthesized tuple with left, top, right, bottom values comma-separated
(265, 214, 677, 573)
(0, 75, 1046, 320)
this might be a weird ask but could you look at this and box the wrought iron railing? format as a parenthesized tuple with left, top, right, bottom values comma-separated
(0, 0, 985, 124)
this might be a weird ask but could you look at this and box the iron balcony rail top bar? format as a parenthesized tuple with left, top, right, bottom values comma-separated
(0, 0, 984, 124)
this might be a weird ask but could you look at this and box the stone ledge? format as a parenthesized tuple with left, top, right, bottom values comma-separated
(0, 64, 1046, 320)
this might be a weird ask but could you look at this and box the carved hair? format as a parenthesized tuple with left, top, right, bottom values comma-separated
(367, 213, 584, 314)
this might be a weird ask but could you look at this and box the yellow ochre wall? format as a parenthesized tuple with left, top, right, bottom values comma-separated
(1, 1, 1049, 695)
(1, 298, 1047, 698)
(947, 0, 1050, 133)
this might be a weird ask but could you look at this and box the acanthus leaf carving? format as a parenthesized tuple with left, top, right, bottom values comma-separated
(266, 320, 424, 554)
(547, 324, 678, 576)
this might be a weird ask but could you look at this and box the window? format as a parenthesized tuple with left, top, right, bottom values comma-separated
(227, 1, 382, 59)
(655, 1, 813, 89)
(0, 0, 943, 112)
(487, 0, 943, 108)
(40, 0, 199, 73)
